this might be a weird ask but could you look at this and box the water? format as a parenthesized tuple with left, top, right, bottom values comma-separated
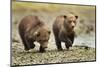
(74, 34, 95, 48)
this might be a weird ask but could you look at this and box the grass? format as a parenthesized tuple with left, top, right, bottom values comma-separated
(12, 1, 95, 15)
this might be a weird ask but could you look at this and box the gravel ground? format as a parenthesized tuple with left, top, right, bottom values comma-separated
(11, 14, 96, 66)
(11, 15, 96, 66)
(11, 40, 95, 66)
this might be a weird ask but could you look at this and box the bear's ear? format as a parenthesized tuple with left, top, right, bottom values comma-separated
(63, 15, 67, 19)
(34, 31, 40, 37)
(75, 15, 78, 19)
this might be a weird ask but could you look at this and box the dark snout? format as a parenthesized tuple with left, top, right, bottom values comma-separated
(39, 41, 48, 52)
(71, 22, 75, 29)
(72, 26, 74, 29)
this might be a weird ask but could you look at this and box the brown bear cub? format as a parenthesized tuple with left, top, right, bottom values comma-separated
(19, 15, 51, 52)
(53, 14, 78, 51)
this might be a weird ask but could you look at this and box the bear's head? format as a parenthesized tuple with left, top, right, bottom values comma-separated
(33, 26, 51, 48)
(64, 14, 78, 31)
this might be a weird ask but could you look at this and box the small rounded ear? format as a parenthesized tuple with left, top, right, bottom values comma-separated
(63, 15, 67, 19)
(75, 16, 78, 19)
(34, 31, 40, 37)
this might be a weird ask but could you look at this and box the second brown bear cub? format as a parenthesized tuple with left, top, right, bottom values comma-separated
(53, 14, 78, 51)
(19, 15, 51, 52)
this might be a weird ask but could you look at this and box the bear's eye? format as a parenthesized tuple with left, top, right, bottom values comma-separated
(73, 21, 76, 23)
(68, 21, 72, 23)
(48, 31, 51, 34)
(37, 33, 40, 37)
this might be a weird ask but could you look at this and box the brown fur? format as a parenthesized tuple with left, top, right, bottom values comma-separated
(19, 15, 51, 52)
(53, 14, 78, 50)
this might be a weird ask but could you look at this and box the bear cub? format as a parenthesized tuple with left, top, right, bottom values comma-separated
(53, 14, 78, 51)
(19, 15, 51, 52)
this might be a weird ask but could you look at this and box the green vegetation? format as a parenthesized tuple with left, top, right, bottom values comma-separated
(12, 1, 95, 15)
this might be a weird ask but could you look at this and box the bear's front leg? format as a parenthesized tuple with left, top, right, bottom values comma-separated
(39, 46, 46, 53)
(27, 39, 35, 49)
(22, 35, 30, 51)
(55, 37, 63, 51)
(65, 38, 72, 50)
